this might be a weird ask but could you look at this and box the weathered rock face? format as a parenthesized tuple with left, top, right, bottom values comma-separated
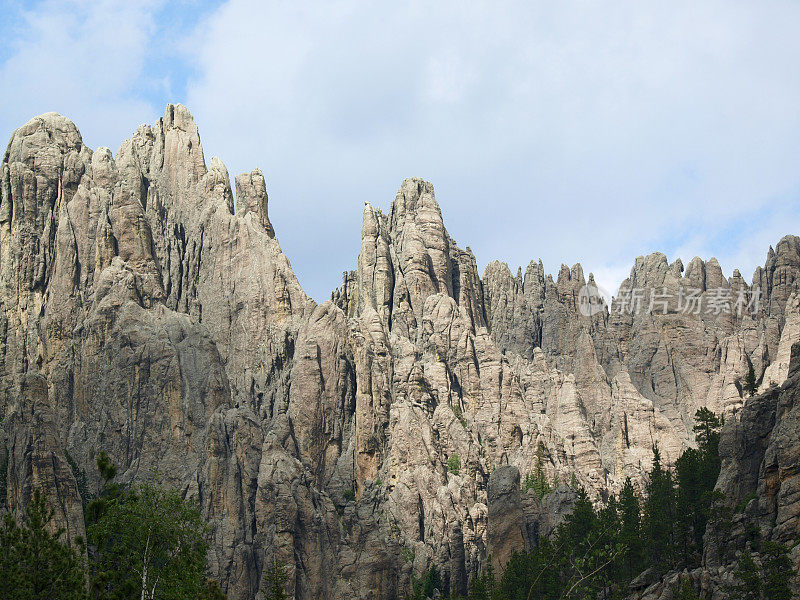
(711, 341, 800, 559)
(486, 465, 578, 573)
(487, 466, 527, 572)
(1, 107, 799, 600)
(623, 343, 800, 600)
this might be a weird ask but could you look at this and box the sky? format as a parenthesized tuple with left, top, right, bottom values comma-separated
(2, 0, 800, 302)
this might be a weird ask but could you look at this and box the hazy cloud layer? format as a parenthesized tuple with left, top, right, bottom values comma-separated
(2, 0, 799, 300)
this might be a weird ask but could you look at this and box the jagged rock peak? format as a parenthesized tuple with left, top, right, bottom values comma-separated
(669, 258, 684, 278)
(4, 112, 85, 161)
(235, 168, 274, 236)
(163, 102, 196, 130)
(623, 252, 669, 290)
(356, 176, 489, 333)
(390, 177, 440, 221)
(388, 177, 452, 299)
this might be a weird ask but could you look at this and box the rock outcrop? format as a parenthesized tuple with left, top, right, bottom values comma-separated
(1, 106, 799, 599)
(623, 342, 800, 600)
(487, 466, 528, 572)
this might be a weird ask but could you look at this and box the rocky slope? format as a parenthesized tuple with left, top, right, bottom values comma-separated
(611, 341, 800, 599)
(1, 106, 798, 599)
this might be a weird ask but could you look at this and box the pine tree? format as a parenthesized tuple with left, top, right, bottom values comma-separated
(96, 450, 117, 482)
(85, 450, 122, 533)
(674, 408, 724, 568)
(467, 563, 496, 600)
(619, 477, 644, 580)
(673, 577, 700, 600)
(760, 541, 793, 600)
(261, 557, 290, 600)
(408, 566, 443, 600)
(448, 453, 461, 476)
(743, 363, 757, 397)
(524, 442, 552, 500)
(0, 489, 87, 599)
(726, 540, 793, 600)
(0, 513, 24, 598)
(675, 447, 704, 567)
(556, 488, 620, 599)
(728, 549, 760, 600)
(693, 407, 722, 453)
(202, 578, 228, 599)
(643, 445, 676, 571)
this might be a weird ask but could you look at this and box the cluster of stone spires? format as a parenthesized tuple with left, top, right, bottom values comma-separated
(1, 105, 798, 599)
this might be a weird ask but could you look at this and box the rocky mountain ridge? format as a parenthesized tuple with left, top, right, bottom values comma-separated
(1, 105, 798, 599)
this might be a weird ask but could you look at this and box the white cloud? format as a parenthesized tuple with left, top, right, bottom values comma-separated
(181, 0, 800, 300)
(0, 0, 166, 151)
(3, 1, 800, 301)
